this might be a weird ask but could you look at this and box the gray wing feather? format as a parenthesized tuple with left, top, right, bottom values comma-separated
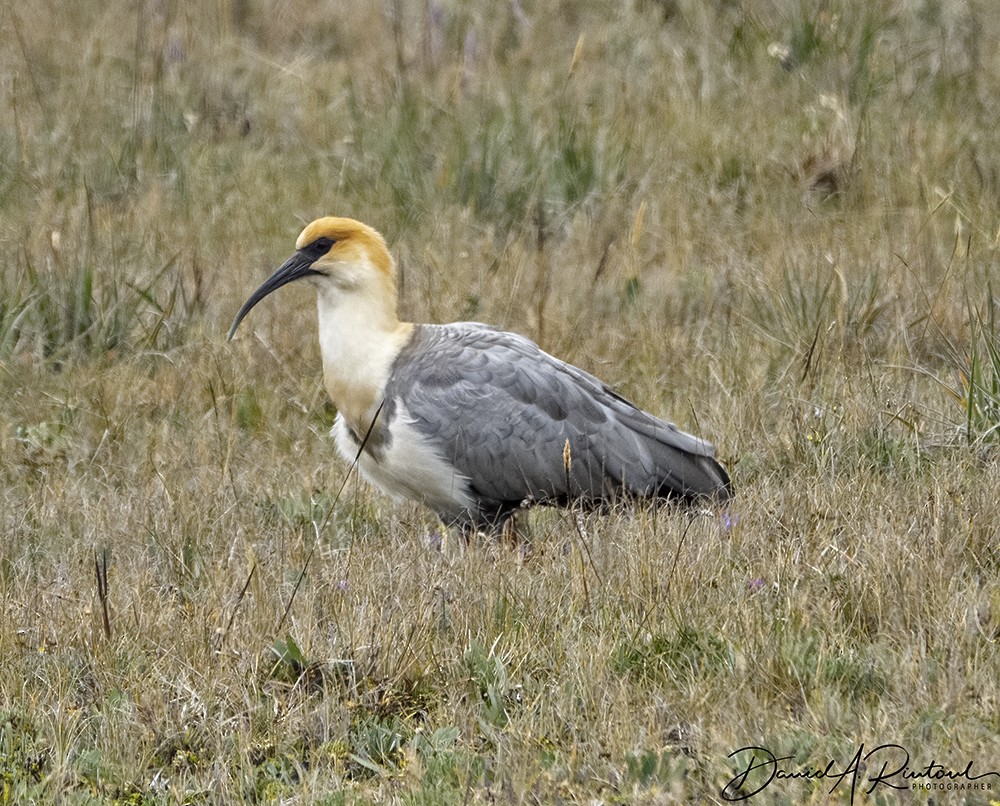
(385, 323, 730, 524)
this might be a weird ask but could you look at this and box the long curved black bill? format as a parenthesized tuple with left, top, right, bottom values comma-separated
(227, 251, 322, 340)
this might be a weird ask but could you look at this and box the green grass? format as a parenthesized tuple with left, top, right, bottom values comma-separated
(2, 0, 1000, 802)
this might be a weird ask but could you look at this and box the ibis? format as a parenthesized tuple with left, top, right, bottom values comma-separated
(228, 217, 731, 534)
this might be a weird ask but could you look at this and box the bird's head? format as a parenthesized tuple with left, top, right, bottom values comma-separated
(227, 217, 396, 340)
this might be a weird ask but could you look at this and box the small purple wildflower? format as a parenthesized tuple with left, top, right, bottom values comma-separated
(747, 577, 766, 593)
(721, 512, 740, 532)
(336, 579, 350, 592)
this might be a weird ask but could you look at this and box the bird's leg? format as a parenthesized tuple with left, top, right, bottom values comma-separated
(500, 514, 519, 547)
(459, 521, 476, 546)
(500, 511, 535, 562)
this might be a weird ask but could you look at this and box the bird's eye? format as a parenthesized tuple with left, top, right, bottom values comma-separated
(312, 237, 334, 255)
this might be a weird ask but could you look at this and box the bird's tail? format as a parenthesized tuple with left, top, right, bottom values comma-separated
(677, 452, 732, 503)
(637, 421, 732, 504)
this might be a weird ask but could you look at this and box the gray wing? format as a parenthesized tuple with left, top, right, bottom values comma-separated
(384, 323, 730, 524)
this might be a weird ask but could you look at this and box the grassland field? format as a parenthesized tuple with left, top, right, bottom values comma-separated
(2, 0, 1000, 803)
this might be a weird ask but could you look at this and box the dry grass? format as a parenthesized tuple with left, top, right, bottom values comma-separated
(2, 0, 1000, 803)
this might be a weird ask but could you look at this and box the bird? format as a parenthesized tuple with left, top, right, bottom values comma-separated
(228, 217, 731, 536)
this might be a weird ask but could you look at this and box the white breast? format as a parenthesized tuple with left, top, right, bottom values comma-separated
(332, 402, 475, 523)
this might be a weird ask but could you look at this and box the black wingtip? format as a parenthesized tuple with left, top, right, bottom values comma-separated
(658, 454, 733, 506)
(707, 457, 733, 502)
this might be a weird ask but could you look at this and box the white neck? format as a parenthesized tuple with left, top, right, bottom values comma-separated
(315, 280, 412, 437)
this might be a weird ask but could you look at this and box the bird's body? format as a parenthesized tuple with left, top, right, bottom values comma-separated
(229, 217, 730, 532)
